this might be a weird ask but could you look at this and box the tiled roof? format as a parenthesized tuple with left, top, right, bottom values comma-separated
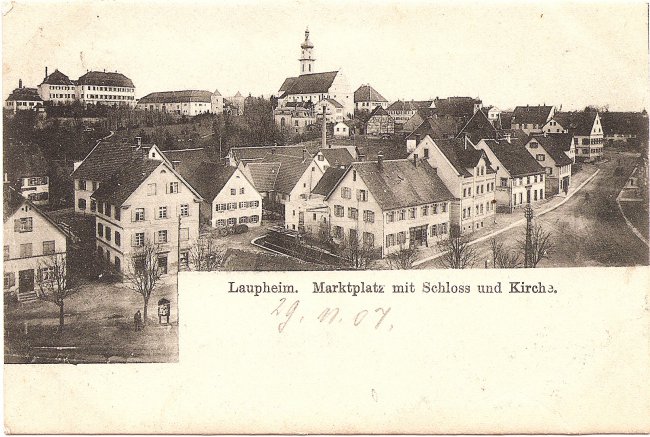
(388, 100, 432, 112)
(77, 71, 134, 88)
(261, 154, 311, 195)
(91, 159, 162, 206)
(339, 159, 454, 211)
(512, 105, 554, 126)
(40, 69, 74, 86)
(552, 111, 597, 136)
(430, 138, 484, 177)
(245, 162, 281, 192)
(600, 111, 648, 135)
(433, 97, 480, 118)
(6, 87, 42, 102)
(278, 71, 338, 95)
(71, 140, 143, 181)
(482, 139, 545, 177)
(182, 162, 236, 202)
(406, 115, 463, 140)
(160, 148, 213, 178)
(319, 148, 354, 166)
(500, 111, 513, 129)
(229, 145, 312, 163)
(354, 85, 387, 103)
(312, 165, 348, 196)
(3, 186, 69, 237)
(368, 105, 390, 118)
(321, 98, 343, 108)
(529, 135, 573, 166)
(138, 90, 213, 104)
(497, 129, 530, 146)
(457, 109, 498, 143)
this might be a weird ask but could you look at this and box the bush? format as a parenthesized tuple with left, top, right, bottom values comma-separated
(234, 224, 249, 234)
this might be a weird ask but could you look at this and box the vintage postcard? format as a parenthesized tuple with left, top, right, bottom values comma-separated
(2, 0, 649, 433)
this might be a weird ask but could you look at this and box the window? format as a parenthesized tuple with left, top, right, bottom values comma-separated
(227, 217, 237, 226)
(115, 231, 121, 246)
(386, 234, 396, 247)
(20, 243, 32, 258)
(398, 210, 406, 221)
(352, 170, 357, 181)
(251, 201, 260, 208)
(97, 223, 104, 237)
(348, 207, 358, 219)
(15, 217, 33, 233)
(78, 180, 87, 190)
(157, 230, 168, 243)
(179, 251, 189, 269)
(158, 206, 168, 219)
(363, 210, 375, 223)
(43, 241, 55, 255)
(239, 216, 249, 224)
(441, 203, 447, 213)
(250, 215, 260, 223)
(90, 199, 97, 212)
(230, 188, 236, 195)
(500, 178, 508, 187)
(4, 272, 15, 288)
(168, 182, 179, 193)
(397, 231, 406, 244)
(115, 208, 121, 221)
(386, 211, 395, 223)
(148, 183, 156, 195)
(341, 187, 352, 199)
(363, 232, 375, 247)
(239, 201, 248, 208)
(104, 203, 111, 216)
(227, 202, 237, 210)
(333, 226, 344, 239)
(134, 232, 145, 247)
(78, 198, 87, 210)
(105, 227, 112, 241)
(179, 227, 189, 241)
(536, 154, 545, 161)
(357, 189, 368, 202)
(409, 208, 416, 219)
(39, 266, 56, 282)
(334, 205, 344, 217)
(3, 245, 9, 260)
(440, 223, 448, 234)
(423, 148, 429, 159)
(217, 219, 226, 227)
(468, 187, 472, 196)
(529, 142, 538, 148)
(180, 204, 189, 217)
(430, 224, 438, 237)
(134, 208, 145, 221)
(240, 187, 245, 194)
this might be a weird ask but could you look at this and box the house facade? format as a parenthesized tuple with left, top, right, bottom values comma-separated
(323, 157, 454, 257)
(316, 98, 345, 123)
(3, 188, 68, 302)
(137, 90, 215, 116)
(511, 105, 555, 134)
(387, 100, 433, 125)
(333, 121, 350, 137)
(37, 68, 77, 104)
(4, 81, 43, 113)
(409, 136, 497, 233)
(524, 135, 573, 195)
(366, 106, 395, 136)
(91, 159, 202, 275)
(354, 84, 388, 111)
(542, 111, 604, 161)
(476, 139, 546, 212)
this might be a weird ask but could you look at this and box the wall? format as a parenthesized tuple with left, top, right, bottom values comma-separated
(212, 170, 263, 228)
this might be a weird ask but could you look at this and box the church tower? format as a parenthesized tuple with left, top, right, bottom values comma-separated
(299, 27, 315, 75)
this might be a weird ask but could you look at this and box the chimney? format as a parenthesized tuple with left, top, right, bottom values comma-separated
(413, 153, 418, 167)
(377, 152, 384, 170)
(321, 105, 327, 149)
(18, 79, 22, 89)
(45, 66, 48, 79)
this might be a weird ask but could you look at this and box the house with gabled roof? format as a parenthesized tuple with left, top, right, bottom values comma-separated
(312, 148, 355, 173)
(542, 111, 604, 161)
(321, 155, 454, 256)
(408, 136, 497, 233)
(354, 84, 388, 111)
(37, 68, 76, 104)
(366, 106, 395, 136)
(90, 155, 202, 275)
(387, 100, 433, 125)
(405, 114, 465, 152)
(316, 98, 345, 123)
(401, 108, 435, 134)
(475, 139, 546, 212)
(4, 80, 43, 113)
(4, 141, 50, 205)
(456, 108, 498, 144)
(511, 105, 555, 134)
(524, 134, 573, 196)
(136, 90, 215, 116)
(433, 96, 482, 118)
(3, 187, 70, 302)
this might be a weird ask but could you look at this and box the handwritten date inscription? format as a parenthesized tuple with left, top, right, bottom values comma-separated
(271, 298, 393, 333)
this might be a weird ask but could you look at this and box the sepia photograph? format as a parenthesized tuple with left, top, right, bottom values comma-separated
(2, 0, 648, 407)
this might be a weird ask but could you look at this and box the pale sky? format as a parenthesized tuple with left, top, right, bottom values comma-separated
(2, 0, 648, 111)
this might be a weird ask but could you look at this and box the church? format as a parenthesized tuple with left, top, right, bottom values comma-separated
(275, 28, 353, 125)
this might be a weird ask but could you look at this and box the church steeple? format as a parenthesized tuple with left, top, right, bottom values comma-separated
(299, 27, 315, 75)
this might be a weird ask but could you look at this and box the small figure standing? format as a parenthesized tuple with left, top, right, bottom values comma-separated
(134, 310, 143, 331)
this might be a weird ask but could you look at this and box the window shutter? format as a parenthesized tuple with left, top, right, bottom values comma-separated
(131, 234, 137, 247)
(14, 220, 20, 232)
(9, 273, 15, 287)
(165, 183, 169, 194)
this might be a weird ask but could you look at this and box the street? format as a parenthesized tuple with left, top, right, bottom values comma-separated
(418, 150, 649, 269)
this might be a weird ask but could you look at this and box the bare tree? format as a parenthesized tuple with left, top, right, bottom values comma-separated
(124, 239, 164, 327)
(520, 223, 553, 268)
(338, 233, 377, 270)
(490, 237, 522, 268)
(189, 234, 225, 271)
(36, 254, 80, 333)
(437, 231, 477, 269)
(386, 244, 418, 269)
